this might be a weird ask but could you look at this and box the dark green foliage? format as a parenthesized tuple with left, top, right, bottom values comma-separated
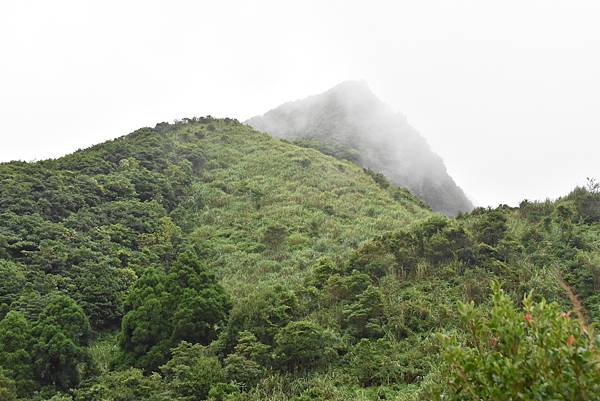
(74, 368, 179, 401)
(119, 290, 172, 371)
(223, 331, 269, 389)
(344, 338, 430, 386)
(349, 241, 395, 279)
(566, 184, 600, 223)
(0, 311, 34, 395)
(419, 217, 473, 265)
(9, 288, 49, 323)
(341, 285, 385, 339)
(36, 295, 92, 345)
(32, 295, 91, 390)
(518, 199, 555, 223)
(70, 262, 134, 330)
(223, 285, 299, 351)
(119, 251, 230, 371)
(364, 169, 390, 190)
(223, 354, 263, 391)
(473, 209, 508, 246)
(230, 331, 271, 366)
(348, 215, 476, 279)
(0, 371, 17, 401)
(207, 383, 241, 401)
(274, 320, 339, 371)
(291, 139, 361, 164)
(160, 342, 224, 401)
(322, 270, 371, 305)
(261, 224, 287, 250)
(0, 261, 26, 308)
(33, 327, 89, 390)
(305, 257, 339, 289)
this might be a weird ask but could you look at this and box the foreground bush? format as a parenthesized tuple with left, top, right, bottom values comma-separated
(437, 283, 600, 400)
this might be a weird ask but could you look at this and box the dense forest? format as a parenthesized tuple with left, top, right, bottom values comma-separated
(0, 117, 599, 400)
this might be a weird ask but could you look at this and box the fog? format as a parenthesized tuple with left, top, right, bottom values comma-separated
(1, 0, 599, 207)
(247, 81, 473, 216)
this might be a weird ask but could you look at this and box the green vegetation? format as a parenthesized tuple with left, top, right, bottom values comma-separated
(247, 81, 473, 216)
(119, 250, 230, 371)
(0, 117, 598, 400)
(436, 283, 600, 400)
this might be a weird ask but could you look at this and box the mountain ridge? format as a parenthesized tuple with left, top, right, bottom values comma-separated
(0, 116, 599, 400)
(247, 81, 473, 216)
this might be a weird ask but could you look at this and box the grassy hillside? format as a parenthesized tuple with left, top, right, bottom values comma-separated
(247, 81, 473, 216)
(163, 119, 428, 296)
(0, 117, 598, 401)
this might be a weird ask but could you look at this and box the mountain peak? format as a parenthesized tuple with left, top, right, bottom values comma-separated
(247, 82, 473, 216)
(319, 80, 386, 113)
(326, 80, 373, 96)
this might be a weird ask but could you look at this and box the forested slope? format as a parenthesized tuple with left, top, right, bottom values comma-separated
(0, 117, 598, 401)
(0, 117, 430, 399)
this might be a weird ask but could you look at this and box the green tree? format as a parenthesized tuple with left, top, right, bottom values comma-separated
(349, 240, 396, 279)
(228, 331, 270, 366)
(0, 261, 26, 310)
(160, 342, 224, 401)
(74, 368, 178, 401)
(0, 311, 34, 395)
(474, 210, 508, 246)
(32, 295, 91, 390)
(344, 338, 415, 386)
(119, 251, 230, 371)
(222, 331, 269, 389)
(71, 262, 134, 330)
(568, 185, 600, 223)
(274, 320, 339, 371)
(342, 285, 385, 339)
(222, 285, 298, 351)
(36, 294, 92, 345)
(0, 371, 16, 401)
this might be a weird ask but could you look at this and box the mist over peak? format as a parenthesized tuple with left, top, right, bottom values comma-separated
(247, 82, 473, 216)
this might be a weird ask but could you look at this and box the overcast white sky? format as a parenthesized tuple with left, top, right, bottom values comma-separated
(1, 0, 599, 207)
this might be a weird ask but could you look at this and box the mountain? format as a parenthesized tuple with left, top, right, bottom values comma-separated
(0, 117, 428, 300)
(0, 117, 598, 400)
(247, 81, 473, 216)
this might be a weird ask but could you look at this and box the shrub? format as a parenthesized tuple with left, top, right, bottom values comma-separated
(0, 370, 17, 401)
(436, 283, 600, 400)
(566, 186, 600, 223)
(74, 368, 177, 401)
(341, 285, 385, 339)
(0, 311, 34, 395)
(160, 342, 224, 401)
(274, 320, 339, 371)
(261, 224, 287, 250)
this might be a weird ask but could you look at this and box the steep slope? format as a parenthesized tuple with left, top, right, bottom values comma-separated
(0, 117, 430, 326)
(0, 117, 599, 401)
(247, 81, 473, 216)
(162, 119, 430, 295)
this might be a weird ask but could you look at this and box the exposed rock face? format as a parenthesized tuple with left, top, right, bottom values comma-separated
(247, 81, 473, 216)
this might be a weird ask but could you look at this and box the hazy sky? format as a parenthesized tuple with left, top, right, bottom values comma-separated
(1, 0, 599, 207)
